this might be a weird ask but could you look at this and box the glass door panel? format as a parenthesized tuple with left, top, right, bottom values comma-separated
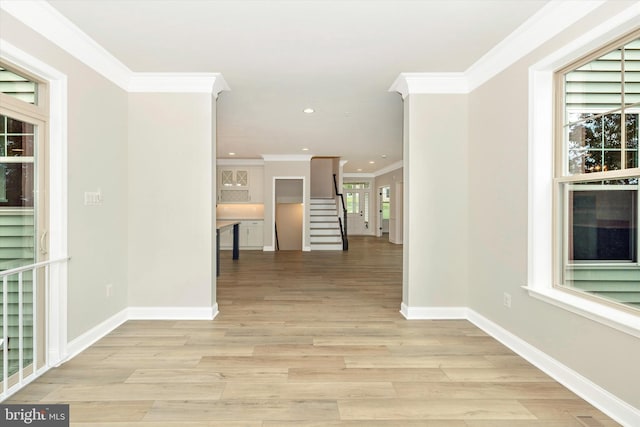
(0, 112, 43, 381)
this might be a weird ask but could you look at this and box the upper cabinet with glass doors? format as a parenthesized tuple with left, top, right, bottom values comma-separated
(217, 166, 263, 204)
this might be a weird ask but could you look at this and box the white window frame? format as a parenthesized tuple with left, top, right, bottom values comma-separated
(0, 40, 69, 363)
(526, 7, 640, 338)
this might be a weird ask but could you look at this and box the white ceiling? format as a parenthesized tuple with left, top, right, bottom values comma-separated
(48, 0, 549, 173)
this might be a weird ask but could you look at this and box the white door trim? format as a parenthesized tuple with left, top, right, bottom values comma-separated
(0, 40, 69, 366)
(272, 176, 307, 251)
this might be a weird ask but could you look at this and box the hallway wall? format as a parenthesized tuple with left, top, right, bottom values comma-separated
(0, 11, 129, 341)
(127, 93, 214, 309)
(466, 1, 640, 409)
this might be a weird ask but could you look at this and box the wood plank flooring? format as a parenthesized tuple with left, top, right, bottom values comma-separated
(6, 236, 620, 426)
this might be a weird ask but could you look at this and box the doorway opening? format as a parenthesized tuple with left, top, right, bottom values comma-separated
(377, 186, 390, 238)
(275, 179, 304, 251)
(343, 181, 371, 235)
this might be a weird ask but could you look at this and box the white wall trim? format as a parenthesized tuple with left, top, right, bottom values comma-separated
(527, 3, 640, 336)
(465, 0, 606, 91)
(400, 303, 468, 320)
(263, 245, 275, 252)
(467, 309, 640, 427)
(0, 0, 131, 89)
(0, 38, 70, 368)
(399, 304, 640, 424)
(217, 158, 265, 166)
(64, 308, 128, 364)
(271, 176, 307, 250)
(389, 72, 468, 97)
(0, 1, 230, 94)
(127, 306, 217, 320)
(262, 154, 313, 162)
(524, 286, 640, 339)
(56, 300, 640, 426)
(128, 72, 229, 96)
(343, 172, 374, 178)
(63, 304, 218, 363)
(373, 160, 403, 177)
(389, 0, 630, 96)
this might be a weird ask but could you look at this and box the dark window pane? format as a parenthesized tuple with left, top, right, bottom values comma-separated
(584, 150, 602, 173)
(0, 162, 34, 207)
(603, 114, 621, 148)
(569, 186, 637, 262)
(627, 113, 638, 150)
(603, 151, 621, 171)
(6, 117, 34, 134)
(627, 151, 638, 169)
(6, 135, 34, 157)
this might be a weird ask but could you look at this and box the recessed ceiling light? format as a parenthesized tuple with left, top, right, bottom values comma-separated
(228, 152, 236, 156)
(369, 161, 375, 164)
(357, 168, 362, 172)
(303, 108, 315, 114)
(381, 154, 387, 158)
(302, 148, 309, 151)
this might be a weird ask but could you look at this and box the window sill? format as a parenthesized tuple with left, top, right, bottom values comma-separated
(523, 286, 640, 339)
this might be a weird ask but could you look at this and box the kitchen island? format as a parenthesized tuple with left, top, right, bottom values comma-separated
(216, 221, 240, 276)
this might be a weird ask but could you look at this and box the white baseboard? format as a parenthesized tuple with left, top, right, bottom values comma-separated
(64, 307, 128, 363)
(400, 303, 468, 319)
(399, 304, 639, 425)
(263, 245, 275, 252)
(466, 309, 640, 427)
(54, 300, 640, 425)
(303, 246, 311, 252)
(128, 305, 217, 320)
(64, 304, 217, 363)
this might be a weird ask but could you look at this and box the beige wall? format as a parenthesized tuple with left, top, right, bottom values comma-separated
(0, 12, 130, 341)
(263, 160, 310, 250)
(276, 179, 304, 203)
(404, 94, 469, 309)
(466, 2, 640, 409)
(127, 93, 214, 308)
(310, 157, 334, 198)
(276, 203, 303, 250)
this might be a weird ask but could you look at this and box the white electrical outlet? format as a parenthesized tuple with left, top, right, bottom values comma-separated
(503, 292, 512, 308)
(106, 283, 113, 297)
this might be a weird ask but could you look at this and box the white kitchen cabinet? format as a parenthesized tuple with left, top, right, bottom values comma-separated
(217, 166, 263, 204)
(219, 220, 263, 250)
(244, 220, 264, 248)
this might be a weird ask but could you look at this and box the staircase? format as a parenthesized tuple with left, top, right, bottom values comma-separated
(310, 198, 343, 250)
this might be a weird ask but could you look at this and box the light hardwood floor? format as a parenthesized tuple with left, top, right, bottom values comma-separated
(7, 236, 619, 426)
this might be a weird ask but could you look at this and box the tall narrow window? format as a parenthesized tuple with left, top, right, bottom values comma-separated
(557, 33, 640, 312)
(0, 63, 47, 382)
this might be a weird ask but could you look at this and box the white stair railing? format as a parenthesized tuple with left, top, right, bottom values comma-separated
(0, 257, 69, 400)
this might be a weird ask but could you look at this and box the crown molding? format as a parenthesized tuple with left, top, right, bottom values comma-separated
(344, 172, 375, 178)
(390, 0, 611, 97)
(262, 154, 313, 162)
(129, 72, 230, 96)
(465, 0, 606, 92)
(1, 0, 131, 89)
(373, 160, 403, 177)
(216, 158, 265, 166)
(0, 0, 230, 95)
(389, 72, 468, 98)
